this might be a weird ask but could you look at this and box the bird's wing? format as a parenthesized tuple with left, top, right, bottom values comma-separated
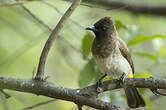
(117, 37, 135, 73)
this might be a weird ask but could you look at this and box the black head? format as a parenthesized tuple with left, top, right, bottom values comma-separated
(86, 17, 115, 37)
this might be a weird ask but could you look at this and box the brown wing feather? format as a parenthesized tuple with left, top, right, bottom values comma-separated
(117, 37, 135, 73)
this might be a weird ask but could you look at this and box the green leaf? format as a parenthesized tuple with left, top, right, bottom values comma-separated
(127, 34, 166, 46)
(78, 59, 96, 87)
(102, 76, 111, 81)
(134, 71, 152, 78)
(132, 51, 158, 62)
(81, 33, 93, 56)
(115, 20, 127, 30)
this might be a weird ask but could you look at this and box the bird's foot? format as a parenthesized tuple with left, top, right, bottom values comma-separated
(96, 74, 107, 89)
(118, 72, 126, 86)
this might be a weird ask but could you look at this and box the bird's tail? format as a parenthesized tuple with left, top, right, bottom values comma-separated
(125, 87, 146, 108)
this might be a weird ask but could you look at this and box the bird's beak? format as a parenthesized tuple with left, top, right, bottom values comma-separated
(86, 26, 96, 31)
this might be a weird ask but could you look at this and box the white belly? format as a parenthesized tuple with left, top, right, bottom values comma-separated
(94, 54, 132, 78)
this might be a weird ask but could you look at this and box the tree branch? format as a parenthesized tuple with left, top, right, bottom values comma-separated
(20, 3, 88, 60)
(2, 0, 166, 16)
(81, 0, 166, 16)
(77, 77, 166, 98)
(35, 0, 81, 80)
(1, 76, 166, 109)
(1, 75, 166, 109)
(0, 76, 120, 110)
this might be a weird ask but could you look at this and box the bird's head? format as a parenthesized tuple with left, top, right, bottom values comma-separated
(86, 17, 116, 38)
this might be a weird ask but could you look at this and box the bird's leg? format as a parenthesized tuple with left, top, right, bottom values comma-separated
(118, 72, 126, 86)
(96, 74, 107, 87)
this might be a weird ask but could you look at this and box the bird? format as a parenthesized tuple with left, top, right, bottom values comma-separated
(86, 17, 146, 108)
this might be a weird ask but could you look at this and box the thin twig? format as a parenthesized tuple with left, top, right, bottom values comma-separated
(3, 0, 166, 17)
(23, 99, 56, 110)
(58, 36, 90, 60)
(20, 4, 52, 31)
(20, 4, 88, 60)
(0, 90, 11, 99)
(39, 1, 90, 59)
(0, 1, 23, 7)
(80, 3, 128, 11)
(42, 1, 85, 29)
(0, 0, 40, 7)
(150, 88, 166, 96)
(35, 0, 81, 80)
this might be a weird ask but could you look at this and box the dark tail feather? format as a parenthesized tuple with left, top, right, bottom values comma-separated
(125, 87, 146, 108)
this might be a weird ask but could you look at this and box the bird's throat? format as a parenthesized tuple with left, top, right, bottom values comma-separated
(92, 35, 117, 58)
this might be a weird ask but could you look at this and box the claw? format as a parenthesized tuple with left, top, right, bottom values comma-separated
(96, 74, 107, 88)
(118, 72, 126, 86)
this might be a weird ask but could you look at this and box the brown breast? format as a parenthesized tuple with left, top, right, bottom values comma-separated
(92, 36, 117, 58)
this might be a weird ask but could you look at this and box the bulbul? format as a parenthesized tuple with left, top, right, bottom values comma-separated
(86, 17, 146, 108)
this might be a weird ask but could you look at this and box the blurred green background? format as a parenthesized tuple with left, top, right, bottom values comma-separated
(0, 0, 166, 110)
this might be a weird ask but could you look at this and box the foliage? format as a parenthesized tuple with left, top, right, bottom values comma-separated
(134, 71, 152, 78)
(127, 34, 166, 46)
(81, 33, 93, 57)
